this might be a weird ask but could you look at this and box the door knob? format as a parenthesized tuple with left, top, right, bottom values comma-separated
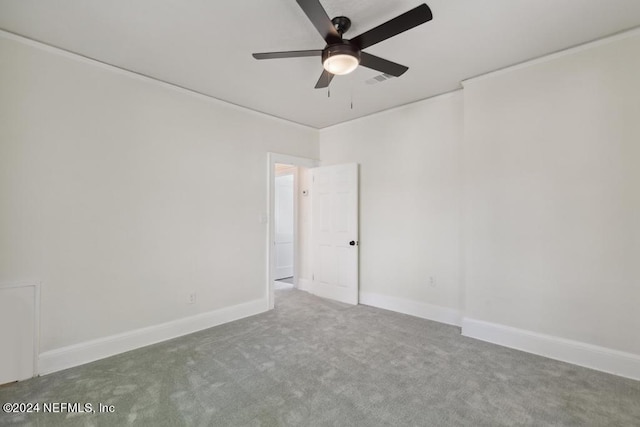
(349, 240, 357, 246)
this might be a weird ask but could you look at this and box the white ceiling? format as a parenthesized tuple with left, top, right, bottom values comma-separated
(1, 0, 640, 128)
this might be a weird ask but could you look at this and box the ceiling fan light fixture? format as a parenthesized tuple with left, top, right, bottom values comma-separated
(323, 54, 359, 75)
(322, 44, 361, 75)
(252, 1, 433, 88)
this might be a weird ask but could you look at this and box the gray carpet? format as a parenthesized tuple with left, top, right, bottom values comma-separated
(1, 288, 639, 426)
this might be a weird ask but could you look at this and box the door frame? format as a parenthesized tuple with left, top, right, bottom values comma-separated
(267, 153, 319, 310)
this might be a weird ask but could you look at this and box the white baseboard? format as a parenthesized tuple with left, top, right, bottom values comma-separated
(462, 318, 640, 381)
(297, 278, 311, 292)
(39, 297, 269, 375)
(359, 292, 462, 327)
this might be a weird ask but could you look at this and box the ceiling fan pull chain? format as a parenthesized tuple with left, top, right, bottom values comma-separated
(350, 79, 354, 109)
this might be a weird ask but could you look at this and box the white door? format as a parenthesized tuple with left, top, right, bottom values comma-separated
(311, 163, 359, 305)
(274, 174, 294, 279)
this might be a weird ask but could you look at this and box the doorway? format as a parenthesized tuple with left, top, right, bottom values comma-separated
(267, 153, 318, 309)
(267, 154, 360, 309)
(274, 165, 295, 287)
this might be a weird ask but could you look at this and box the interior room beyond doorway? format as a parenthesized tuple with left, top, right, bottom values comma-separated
(273, 162, 313, 294)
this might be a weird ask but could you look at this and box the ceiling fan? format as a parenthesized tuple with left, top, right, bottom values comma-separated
(252, 0, 432, 89)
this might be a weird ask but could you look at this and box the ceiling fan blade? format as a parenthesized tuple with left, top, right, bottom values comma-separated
(359, 52, 408, 77)
(252, 50, 323, 60)
(350, 4, 432, 50)
(314, 70, 334, 89)
(296, 0, 341, 43)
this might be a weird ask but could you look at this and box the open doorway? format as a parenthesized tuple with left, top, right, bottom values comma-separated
(267, 153, 318, 309)
(274, 164, 295, 289)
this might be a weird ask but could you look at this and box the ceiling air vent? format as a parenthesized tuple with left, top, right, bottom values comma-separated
(365, 73, 396, 85)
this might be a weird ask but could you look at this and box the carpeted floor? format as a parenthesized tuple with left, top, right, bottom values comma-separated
(1, 288, 639, 426)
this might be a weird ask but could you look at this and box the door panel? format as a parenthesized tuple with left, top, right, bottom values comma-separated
(311, 163, 359, 304)
(274, 174, 294, 279)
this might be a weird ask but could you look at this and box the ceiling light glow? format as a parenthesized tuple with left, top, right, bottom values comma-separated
(323, 54, 359, 75)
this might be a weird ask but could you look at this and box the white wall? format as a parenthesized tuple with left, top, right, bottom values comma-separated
(3, 25, 639, 379)
(320, 92, 464, 324)
(0, 34, 318, 356)
(296, 167, 313, 290)
(318, 31, 640, 378)
(462, 32, 640, 356)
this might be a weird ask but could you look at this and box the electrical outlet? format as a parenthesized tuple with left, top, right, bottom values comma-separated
(188, 292, 196, 304)
(429, 276, 436, 287)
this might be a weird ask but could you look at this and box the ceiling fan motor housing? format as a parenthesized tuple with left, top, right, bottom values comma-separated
(322, 42, 361, 75)
(322, 42, 361, 64)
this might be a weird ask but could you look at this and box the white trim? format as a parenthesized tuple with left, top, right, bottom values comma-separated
(267, 153, 319, 310)
(0, 281, 41, 379)
(38, 297, 268, 375)
(359, 292, 462, 327)
(297, 278, 312, 292)
(462, 318, 640, 381)
(311, 285, 357, 306)
(292, 167, 300, 288)
(0, 29, 315, 131)
(462, 26, 640, 86)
